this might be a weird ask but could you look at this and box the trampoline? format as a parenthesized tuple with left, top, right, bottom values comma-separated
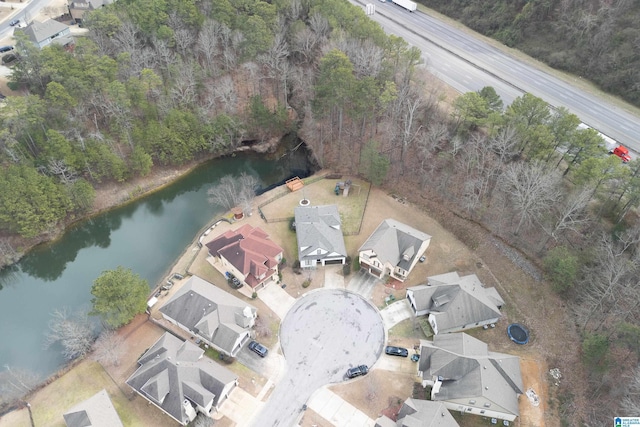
(507, 323, 529, 345)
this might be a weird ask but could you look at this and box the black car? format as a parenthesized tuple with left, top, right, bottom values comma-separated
(227, 273, 243, 289)
(385, 346, 409, 357)
(0, 46, 13, 53)
(9, 19, 20, 27)
(346, 365, 369, 379)
(248, 340, 268, 357)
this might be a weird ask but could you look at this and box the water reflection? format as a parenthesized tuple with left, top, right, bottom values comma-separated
(0, 138, 317, 376)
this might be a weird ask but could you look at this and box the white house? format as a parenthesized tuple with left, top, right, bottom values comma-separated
(359, 219, 431, 282)
(295, 205, 347, 268)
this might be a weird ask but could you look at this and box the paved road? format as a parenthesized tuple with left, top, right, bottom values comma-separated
(356, 1, 640, 151)
(251, 289, 384, 427)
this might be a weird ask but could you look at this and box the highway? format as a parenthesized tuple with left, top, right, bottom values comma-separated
(355, 0, 640, 151)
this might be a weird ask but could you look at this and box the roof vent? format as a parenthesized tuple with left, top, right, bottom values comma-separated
(485, 386, 489, 390)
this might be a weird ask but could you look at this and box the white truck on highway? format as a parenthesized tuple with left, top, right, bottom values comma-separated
(391, 0, 417, 12)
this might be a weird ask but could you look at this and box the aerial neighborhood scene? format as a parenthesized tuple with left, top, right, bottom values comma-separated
(1, 0, 640, 426)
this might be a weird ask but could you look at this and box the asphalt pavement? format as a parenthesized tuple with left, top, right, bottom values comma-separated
(356, 0, 640, 152)
(251, 288, 385, 427)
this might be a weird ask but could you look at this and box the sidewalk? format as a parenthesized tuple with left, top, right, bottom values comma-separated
(307, 387, 376, 427)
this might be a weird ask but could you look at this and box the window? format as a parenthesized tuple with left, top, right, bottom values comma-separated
(480, 410, 485, 414)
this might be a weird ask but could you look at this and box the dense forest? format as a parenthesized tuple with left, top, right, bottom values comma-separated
(422, 0, 640, 106)
(2, 0, 640, 425)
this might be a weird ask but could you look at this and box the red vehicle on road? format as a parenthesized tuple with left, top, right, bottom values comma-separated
(610, 145, 631, 163)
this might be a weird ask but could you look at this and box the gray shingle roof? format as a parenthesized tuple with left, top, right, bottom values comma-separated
(126, 333, 237, 425)
(359, 219, 431, 270)
(295, 205, 347, 261)
(375, 398, 459, 427)
(419, 334, 523, 417)
(17, 19, 70, 44)
(63, 389, 123, 427)
(408, 273, 504, 332)
(159, 276, 256, 354)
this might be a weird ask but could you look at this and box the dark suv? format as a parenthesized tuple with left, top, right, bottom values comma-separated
(346, 365, 369, 379)
(385, 346, 409, 357)
(227, 273, 243, 289)
(248, 340, 268, 357)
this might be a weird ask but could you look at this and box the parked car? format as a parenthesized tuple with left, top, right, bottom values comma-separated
(419, 255, 426, 262)
(0, 46, 13, 53)
(226, 273, 243, 289)
(385, 346, 409, 357)
(346, 365, 369, 379)
(9, 19, 20, 27)
(248, 340, 268, 357)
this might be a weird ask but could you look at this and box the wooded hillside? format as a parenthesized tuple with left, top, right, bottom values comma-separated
(422, 0, 640, 106)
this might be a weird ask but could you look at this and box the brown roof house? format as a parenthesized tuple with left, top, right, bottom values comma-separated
(15, 19, 73, 49)
(63, 389, 123, 427)
(359, 219, 431, 282)
(160, 276, 257, 356)
(417, 333, 523, 422)
(127, 332, 238, 426)
(294, 205, 347, 268)
(406, 272, 504, 335)
(375, 398, 459, 427)
(206, 224, 283, 290)
(68, 0, 114, 23)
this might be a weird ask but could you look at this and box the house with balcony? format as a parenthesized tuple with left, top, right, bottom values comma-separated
(359, 219, 431, 282)
(206, 224, 283, 290)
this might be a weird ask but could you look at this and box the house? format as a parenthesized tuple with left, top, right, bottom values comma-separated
(294, 205, 347, 268)
(206, 224, 283, 290)
(417, 333, 523, 422)
(406, 272, 504, 335)
(68, 0, 114, 23)
(127, 332, 238, 426)
(375, 398, 459, 427)
(63, 389, 123, 427)
(159, 275, 257, 356)
(359, 219, 431, 282)
(15, 20, 73, 49)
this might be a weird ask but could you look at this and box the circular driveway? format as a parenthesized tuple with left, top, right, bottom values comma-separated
(252, 288, 385, 427)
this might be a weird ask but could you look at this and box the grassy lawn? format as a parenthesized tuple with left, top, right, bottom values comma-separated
(259, 176, 371, 235)
(14, 359, 176, 427)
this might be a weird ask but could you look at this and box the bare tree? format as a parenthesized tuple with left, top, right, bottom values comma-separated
(44, 308, 95, 361)
(207, 173, 259, 214)
(197, 19, 222, 73)
(489, 125, 519, 162)
(48, 159, 78, 184)
(0, 365, 40, 406)
(499, 161, 561, 235)
(622, 365, 640, 415)
(211, 75, 238, 114)
(538, 187, 592, 250)
(92, 329, 126, 367)
(253, 316, 272, 339)
(577, 233, 640, 331)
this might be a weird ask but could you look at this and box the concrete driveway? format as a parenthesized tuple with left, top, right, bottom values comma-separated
(250, 289, 385, 427)
(307, 386, 376, 427)
(259, 283, 296, 319)
(346, 269, 380, 299)
(380, 298, 413, 330)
